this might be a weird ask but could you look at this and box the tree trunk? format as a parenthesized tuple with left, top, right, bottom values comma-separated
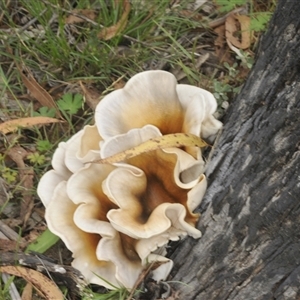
(170, 1, 300, 299)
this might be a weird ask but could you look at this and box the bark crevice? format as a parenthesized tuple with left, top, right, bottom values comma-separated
(170, 1, 300, 298)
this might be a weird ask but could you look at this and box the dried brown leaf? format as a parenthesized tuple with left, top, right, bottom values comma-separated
(0, 117, 63, 134)
(92, 133, 208, 164)
(7, 145, 28, 165)
(0, 266, 64, 300)
(236, 14, 251, 47)
(214, 25, 226, 49)
(98, 0, 131, 40)
(225, 14, 251, 50)
(18, 67, 62, 118)
(112, 77, 126, 90)
(65, 9, 96, 24)
(79, 81, 100, 109)
(214, 24, 233, 63)
(0, 239, 26, 251)
(21, 283, 33, 300)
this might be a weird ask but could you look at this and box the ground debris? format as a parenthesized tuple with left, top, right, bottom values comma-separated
(0, 251, 85, 299)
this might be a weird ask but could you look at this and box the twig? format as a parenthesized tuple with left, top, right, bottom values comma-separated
(126, 263, 154, 300)
(208, 6, 248, 28)
(101, 74, 127, 96)
(126, 257, 169, 300)
(0, 251, 85, 298)
(18, 8, 47, 33)
(0, 220, 19, 241)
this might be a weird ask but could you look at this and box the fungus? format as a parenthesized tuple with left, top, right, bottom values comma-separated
(37, 70, 222, 289)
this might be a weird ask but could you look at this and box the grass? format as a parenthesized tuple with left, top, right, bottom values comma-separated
(0, 0, 276, 299)
(0, 274, 14, 300)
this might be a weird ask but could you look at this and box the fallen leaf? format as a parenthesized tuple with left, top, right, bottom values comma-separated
(21, 283, 33, 300)
(92, 133, 208, 164)
(226, 39, 248, 64)
(213, 24, 233, 63)
(0, 117, 63, 134)
(209, 7, 248, 28)
(7, 145, 28, 165)
(111, 76, 126, 90)
(66, 9, 96, 24)
(79, 81, 101, 109)
(98, 0, 131, 40)
(214, 24, 226, 50)
(179, 10, 202, 21)
(225, 14, 251, 50)
(0, 239, 26, 251)
(236, 14, 251, 47)
(0, 266, 64, 300)
(18, 67, 62, 118)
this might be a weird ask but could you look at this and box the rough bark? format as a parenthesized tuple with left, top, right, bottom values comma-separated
(170, 1, 300, 299)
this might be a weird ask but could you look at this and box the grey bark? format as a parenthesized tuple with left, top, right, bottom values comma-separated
(170, 1, 300, 299)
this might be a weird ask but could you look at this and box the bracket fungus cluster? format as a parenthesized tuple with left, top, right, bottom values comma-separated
(37, 70, 222, 289)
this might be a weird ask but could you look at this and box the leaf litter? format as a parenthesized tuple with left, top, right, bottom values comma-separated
(0, 0, 276, 298)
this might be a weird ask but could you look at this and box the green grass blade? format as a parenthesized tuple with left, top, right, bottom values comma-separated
(25, 229, 60, 253)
